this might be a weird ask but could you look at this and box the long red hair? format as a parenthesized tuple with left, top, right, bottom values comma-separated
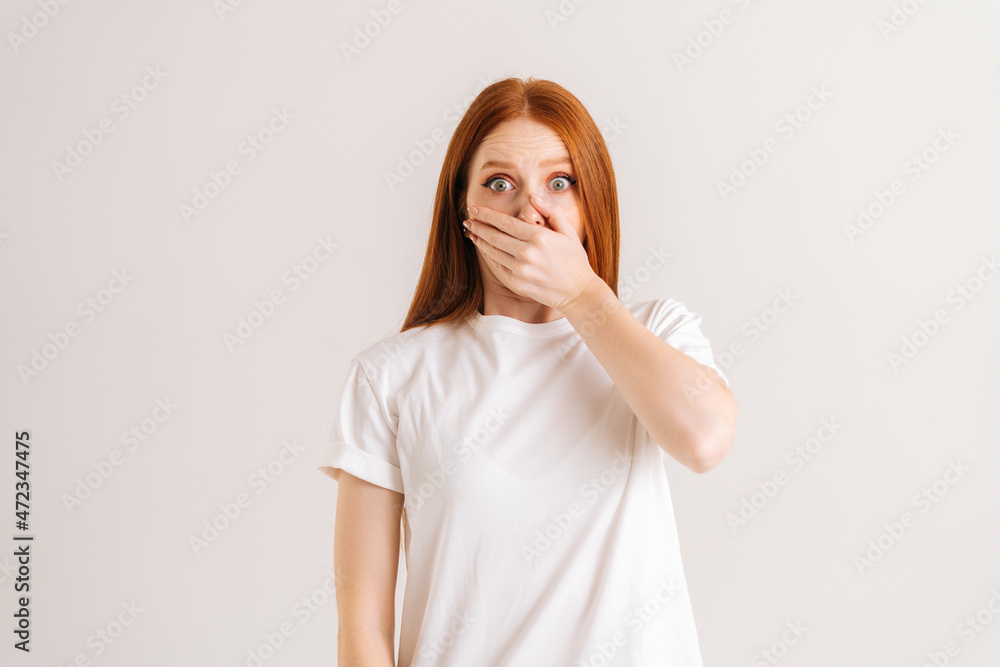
(400, 77, 620, 332)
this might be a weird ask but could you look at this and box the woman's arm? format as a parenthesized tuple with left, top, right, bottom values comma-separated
(461, 201, 734, 472)
(561, 281, 738, 474)
(334, 471, 404, 665)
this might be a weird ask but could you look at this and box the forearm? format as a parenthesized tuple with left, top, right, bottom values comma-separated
(560, 280, 737, 472)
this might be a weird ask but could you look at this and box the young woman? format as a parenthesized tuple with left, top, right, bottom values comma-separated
(320, 77, 737, 667)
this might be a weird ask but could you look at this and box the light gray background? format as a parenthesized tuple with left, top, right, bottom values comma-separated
(2, 1, 999, 665)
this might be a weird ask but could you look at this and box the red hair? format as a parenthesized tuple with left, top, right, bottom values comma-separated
(400, 77, 620, 332)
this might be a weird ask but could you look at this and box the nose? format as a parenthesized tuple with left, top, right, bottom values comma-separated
(514, 190, 546, 225)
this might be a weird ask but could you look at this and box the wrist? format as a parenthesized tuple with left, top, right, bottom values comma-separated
(559, 277, 617, 324)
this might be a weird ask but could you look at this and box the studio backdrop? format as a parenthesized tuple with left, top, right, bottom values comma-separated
(1, 1, 998, 665)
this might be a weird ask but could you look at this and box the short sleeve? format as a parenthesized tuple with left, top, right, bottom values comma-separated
(317, 356, 404, 494)
(649, 298, 730, 389)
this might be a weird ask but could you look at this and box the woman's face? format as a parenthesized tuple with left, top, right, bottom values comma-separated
(464, 117, 585, 270)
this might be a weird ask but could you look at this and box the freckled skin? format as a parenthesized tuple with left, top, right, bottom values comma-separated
(464, 117, 587, 320)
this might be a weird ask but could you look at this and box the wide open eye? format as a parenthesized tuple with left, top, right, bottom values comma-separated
(549, 175, 576, 192)
(483, 176, 514, 192)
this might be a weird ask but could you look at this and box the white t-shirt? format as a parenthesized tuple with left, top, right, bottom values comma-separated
(318, 297, 729, 666)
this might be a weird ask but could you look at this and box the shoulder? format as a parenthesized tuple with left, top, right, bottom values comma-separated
(625, 295, 729, 385)
(352, 318, 465, 381)
(622, 296, 696, 331)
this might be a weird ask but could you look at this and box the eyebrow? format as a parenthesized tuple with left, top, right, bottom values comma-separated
(480, 156, 572, 170)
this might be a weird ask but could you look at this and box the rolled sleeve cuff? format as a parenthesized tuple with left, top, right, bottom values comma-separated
(317, 441, 405, 494)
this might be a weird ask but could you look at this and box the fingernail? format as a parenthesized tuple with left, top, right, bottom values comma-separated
(469, 206, 478, 215)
